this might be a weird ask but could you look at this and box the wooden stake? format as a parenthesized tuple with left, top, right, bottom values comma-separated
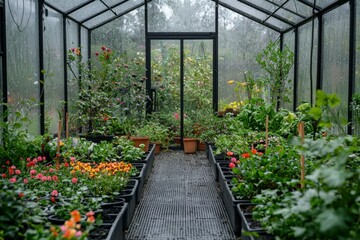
(298, 122, 305, 188)
(66, 113, 69, 139)
(265, 115, 269, 152)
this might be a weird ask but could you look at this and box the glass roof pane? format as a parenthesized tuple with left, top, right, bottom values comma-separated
(266, 16, 291, 30)
(83, 0, 143, 29)
(276, 8, 303, 24)
(148, 0, 215, 32)
(284, 0, 314, 18)
(103, 0, 122, 5)
(317, 0, 338, 8)
(69, 1, 107, 22)
(220, 0, 268, 20)
(45, 0, 89, 12)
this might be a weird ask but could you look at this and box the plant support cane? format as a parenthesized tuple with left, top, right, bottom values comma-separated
(298, 122, 305, 188)
(265, 115, 269, 152)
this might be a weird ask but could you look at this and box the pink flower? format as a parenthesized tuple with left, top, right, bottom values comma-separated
(75, 231, 83, 237)
(230, 157, 237, 163)
(35, 173, 43, 179)
(71, 178, 78, 184)
(37, 156, 42, 161)
(41, 176, 47, 182)
(27, 158, 31, 162)
(229, 162, 236, 169)
(15, 170, 21, 175)
(52, 175, 59, 182)
(49, 168, 55, 173)
(60, 225, 67, 232)
(42, 156, 46, 161)
(30, 169, 37, 175)
(51, 190, 58, 197)
(47, 176, 52, 181)
(174, 112, 180, 120)
(11, 165, 16, 169)
(23, 178, 28, 184)
(70, 157, 76, 162)
(9, 177, 16, 183)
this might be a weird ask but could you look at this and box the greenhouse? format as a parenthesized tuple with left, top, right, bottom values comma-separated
(0, 0, 359, 239)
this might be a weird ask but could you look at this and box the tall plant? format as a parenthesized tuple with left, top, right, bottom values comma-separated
(256, 40, 294, 109)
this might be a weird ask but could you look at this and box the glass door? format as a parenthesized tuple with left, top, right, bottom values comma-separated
(149, 38, 213, 148)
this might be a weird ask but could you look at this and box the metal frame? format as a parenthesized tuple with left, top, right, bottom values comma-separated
(39, 0, 45, 134)
(348, 0, 356, 134)
(293, 28, 299, 111)
(1, 0, 7, 122)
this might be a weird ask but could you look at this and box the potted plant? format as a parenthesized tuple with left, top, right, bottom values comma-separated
(182, 116, 197, 154)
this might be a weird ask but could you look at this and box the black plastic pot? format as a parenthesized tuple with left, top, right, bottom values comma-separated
(79, 134, 114, 143)
(222, 181, 250, 234)
(138, 144, 155, 181)
(237, 203, 274, 240)
(130, 163, 147, 203)
(116, 179, 138, 229)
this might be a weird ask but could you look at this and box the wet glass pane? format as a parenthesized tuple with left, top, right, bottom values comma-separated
(184, 40, 213, 139)
(218, 6, 279, 110)
(45, 0, 89, 12)
(282, 31, 295, 110)
(66, 19, 80, 132)
(83, 0, 143, 29)
(297, 20, 318, 107)
(266, 17, 291, 30)
(148, 0, 215, 32)
(91, 7, 145, 60)
(6, 0, 40, 135)
(317, 0, 338, 8)
(322, 3, 350, 134)
(151, 40, 180, 136)
(44, 7, 65, 134)
(354, 0, 360, 135)
(219, 0, 267, 20)
(81, 27, 89, 60)
(69, 1, 107, 22)
(284, 0, 314, 18)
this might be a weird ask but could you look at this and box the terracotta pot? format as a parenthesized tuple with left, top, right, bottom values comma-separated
(225, 108, 233, 113)
(130, 136, 150, 152)
(197, 141, 207, 151)
(154, 142, 161, 154)
(173, 136, 182, 145)
(217, 110, 225, 117)
(183, 138, 198, 154)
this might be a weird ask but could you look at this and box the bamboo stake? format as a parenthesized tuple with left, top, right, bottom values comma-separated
(265, 115, 269, 152)
(298, 121, 305, 188)
(66, 113, 69, 139)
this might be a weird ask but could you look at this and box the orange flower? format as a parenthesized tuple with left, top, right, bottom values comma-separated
(241, 153, 250, 158)
(226, 151, 234, 157)
(251, 148, 257, 154)
(70, 210, 81, 223)
(50, 226, 58, 237)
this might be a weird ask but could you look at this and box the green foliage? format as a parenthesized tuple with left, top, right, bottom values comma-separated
(256, 40, 294, 108)
(253, 136, 360, 240)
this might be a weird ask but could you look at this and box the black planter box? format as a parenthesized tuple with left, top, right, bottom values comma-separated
(117, 179, 138, 229)
(217, 163, 236, 194)
(89, 202, 128, 240)
(237, 203, 274, 240)
(130, 163, 146, 203)
(137, 144, 155, 181)
(79, 134, 114, 143)
(222, 181, 250, 234)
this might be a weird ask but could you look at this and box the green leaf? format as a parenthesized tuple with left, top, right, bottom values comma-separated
(292, 227, 306, 237)
(308, 107, 322, 120)
(315, 209, 347, 232)
(316, 90, 327, 106)
(328, 93, 341, 107)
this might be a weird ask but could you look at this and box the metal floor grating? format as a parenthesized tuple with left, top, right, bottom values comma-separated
(125, 151, 236, 240)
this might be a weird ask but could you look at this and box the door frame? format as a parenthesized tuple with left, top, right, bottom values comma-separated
(145, 32, 218, 146)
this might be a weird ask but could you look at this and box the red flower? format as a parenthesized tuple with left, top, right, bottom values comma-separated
(241, 153, 250, 158)
(18, 192, 24, 198)
(72, 178, 78, 184)
(5, 160, 10, 165)
(229, 162, 236, 169)
(52, 175, 59, 182)
(15, 170, 21, 175)
(226, 151, 234, 157)
(1, 173, 6, 178)
(64, 162, 69, 167)
(251, 148, 257, 154)
(101, 46, 106, 51)
(95, 52, 99, 56)
(51, 197, 56, 203)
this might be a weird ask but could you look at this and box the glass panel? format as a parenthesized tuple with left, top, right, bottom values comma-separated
(45, 0, 88, 12)
(219, 0, 268, 20)
(66, 19, 80, 134)
(151, 40, 180, 137)
(69, 1, 107, 22)
(322, 3, 350, 134)
(184, 40, 213, 139)
(148, 0, 215, 32)
(6, 0, 40, 135)
(284, 0, 314, 18)
(282, 31, 295, 110)
(354, 0, 360, 135)
(297, 20, 318, 106)
(103, 0, 122, 5)
(91, 7, 145, 60)
(83, 0, 143, 29)
(81, 27, 89, 60)
(318, 0, 338, 8)
(266, 17, 291, 30)
(44, 7, 64, 134)
(218, 6, 279, 110)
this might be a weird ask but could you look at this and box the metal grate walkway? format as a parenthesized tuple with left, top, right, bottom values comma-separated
(125, 151, 236, 240)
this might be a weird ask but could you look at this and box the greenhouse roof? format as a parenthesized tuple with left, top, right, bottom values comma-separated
(43, 0, 345, 33)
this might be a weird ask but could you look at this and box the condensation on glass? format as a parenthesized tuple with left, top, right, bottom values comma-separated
(6, 0, 40, 134)
(44, 0, 88, 12)
(148, 0, 215, 32)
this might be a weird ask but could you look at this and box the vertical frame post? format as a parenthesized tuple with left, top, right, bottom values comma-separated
(39, 0, 45, 135)
(293, 28, 299, 110)
(348, 0, 356, 134)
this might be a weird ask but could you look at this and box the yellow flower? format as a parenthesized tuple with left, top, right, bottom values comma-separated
(227, 80, 235, 85)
